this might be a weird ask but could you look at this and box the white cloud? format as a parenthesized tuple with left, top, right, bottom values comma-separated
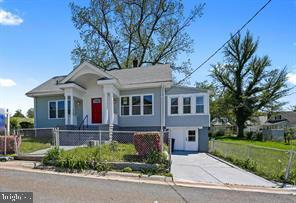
(0, 9, 23, 26)
(0, 78, 16, 87)
(287, 73, 296, 85)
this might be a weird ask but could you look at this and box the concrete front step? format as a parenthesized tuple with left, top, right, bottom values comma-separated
(15, 155, 44, 162)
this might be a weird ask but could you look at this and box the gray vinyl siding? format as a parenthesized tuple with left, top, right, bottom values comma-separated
(118, 88, 161, 128)
(198, 127, 209, 152)
(165, 86, 210, 127)
(35, 95, 65, 128)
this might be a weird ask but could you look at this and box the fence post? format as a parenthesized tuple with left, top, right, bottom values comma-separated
(284, 151, 294, 182)
(99, 130, 102, 162)
(4, 128, 7, 155)
(54, 128, 60, 147)
(168, 128, 172, 172)
(160, 130, 164, 153)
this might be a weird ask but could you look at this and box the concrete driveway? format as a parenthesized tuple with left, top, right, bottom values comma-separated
(171, 152, 277, 187)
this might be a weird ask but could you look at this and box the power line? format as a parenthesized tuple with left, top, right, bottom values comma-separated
(176, 0, 272, 85)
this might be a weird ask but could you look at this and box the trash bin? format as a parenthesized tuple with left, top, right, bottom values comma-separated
(171, 138, 175, 152)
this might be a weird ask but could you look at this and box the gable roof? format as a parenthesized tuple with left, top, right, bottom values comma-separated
(26, 63, 172, 97)
(107, 64, 172, 85)
(26, 76, 66, 96)
(266, 111, 296, 125)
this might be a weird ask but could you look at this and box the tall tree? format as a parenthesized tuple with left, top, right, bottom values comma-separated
(70, 0, 204, 76)
(27, 108, 34, 118)
(13, 109, 25, 118)
(212, 32, 290, 138)
(196, 81, 234, 123)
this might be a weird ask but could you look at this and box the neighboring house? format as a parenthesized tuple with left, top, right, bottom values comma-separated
(263, 111, 296, 130)
(245, 115, 267, 132)
(210, 117, 234, 134)
(26, 62, 210, 152)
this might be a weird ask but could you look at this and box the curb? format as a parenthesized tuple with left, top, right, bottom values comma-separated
(1, 161, 295, 195)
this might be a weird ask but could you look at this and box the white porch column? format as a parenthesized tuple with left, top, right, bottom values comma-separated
(109, 93, 114, 124)
(103, 91, 108, 124)
(65, 95, 68, 125)
(70, 93, 74, 125)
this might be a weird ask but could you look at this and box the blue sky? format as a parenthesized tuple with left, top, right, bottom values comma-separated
(0, 0, 295, 115)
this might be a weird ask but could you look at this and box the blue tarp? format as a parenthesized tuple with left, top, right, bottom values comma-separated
(0, 108, 5, 130)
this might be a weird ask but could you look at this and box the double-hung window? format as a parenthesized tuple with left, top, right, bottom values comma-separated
(49, 100, 66, 119)
(183, 97, 191, 114)
(121, 97, 130, 116)
(170, 97, 178, 114)
(143, 95, 153, 115)
(196, 96, 204, 113)
(132, 96, 141, 115)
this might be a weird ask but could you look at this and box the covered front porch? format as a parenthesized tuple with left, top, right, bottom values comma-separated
(61, 85, 119, 127)
(56, 62, 121, 127)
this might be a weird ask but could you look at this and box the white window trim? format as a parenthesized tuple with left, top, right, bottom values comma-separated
(119, 94, 154, 117)
(167, 93, 209, 116)
(48, 100, 65, 120)
(182, 96, 192, 114)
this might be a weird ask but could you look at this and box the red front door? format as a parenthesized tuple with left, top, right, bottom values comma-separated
(91, 98, 102, 123)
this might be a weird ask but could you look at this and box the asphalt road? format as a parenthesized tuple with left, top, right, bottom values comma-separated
(0, 169, 295, 203)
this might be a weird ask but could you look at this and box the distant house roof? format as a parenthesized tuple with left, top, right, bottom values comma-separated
(26, 63, 172, 96)
(265, 111, 296, 126)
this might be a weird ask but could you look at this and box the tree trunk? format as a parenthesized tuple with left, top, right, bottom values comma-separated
(236, 110, 246, 138)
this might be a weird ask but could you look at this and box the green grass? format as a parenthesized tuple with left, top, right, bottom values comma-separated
(210, 139, 296, 184)
(20, 137, 51, 153)
(215, 136, 296, 151)
(62, 143, 137, 162)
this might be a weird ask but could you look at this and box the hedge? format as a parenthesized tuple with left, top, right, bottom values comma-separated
(0, 136, 21, 154)
(133, 132, 161, 156)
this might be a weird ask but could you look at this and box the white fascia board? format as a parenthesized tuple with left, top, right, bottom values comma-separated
(58, 83, 86, 93)
(26, 91, 64, 97)
(60, 61, 114, 83)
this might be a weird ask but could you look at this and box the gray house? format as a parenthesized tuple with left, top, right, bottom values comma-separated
(26, 62, 210, 151)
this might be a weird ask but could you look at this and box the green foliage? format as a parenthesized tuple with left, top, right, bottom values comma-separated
(214, 130, 225, 137)
(211, 31, 290, 138)
(27, 108, 34, 118)
(284, 128, 295, 144)
(19, 121, 34, 129)
(10, 117, 34, 130)
(13, 109, 25, 118)
(145, 150, 168, 165)
(70, 0, 204, 78)
(122, 167, 133, 173)
(43, 147, 61, 166)
(109, 141, 119, 152)
(95, 162, 111, 172)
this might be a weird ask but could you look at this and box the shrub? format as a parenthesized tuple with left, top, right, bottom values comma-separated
(246, 131, 253, 140)
(254, 132, 263, 141)
(214, 130, 225, 137)
(43, 147, 61, 165)
(95, 162, 111, 172)
(0, 136, 21, 154)
(145, 150, 168, 165)
(122, 167, 133, 173)
(109, 141, 119, 152)
(133, 132, 161, 156)
(19, 121, 34, 129)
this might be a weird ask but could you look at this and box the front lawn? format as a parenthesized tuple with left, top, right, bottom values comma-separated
(215, 136, 296, 151)
(20, 137, 51, 153)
